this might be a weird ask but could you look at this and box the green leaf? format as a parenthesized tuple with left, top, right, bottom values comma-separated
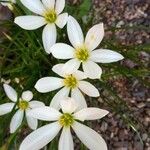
(78, 0, 92, 16)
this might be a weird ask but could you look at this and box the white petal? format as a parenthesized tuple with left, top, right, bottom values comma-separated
(1, 2, 13, 6)
(51, 43, 75, 59)
(10, 110, 24, 133)
(14, 16, 46, 30)
(52, 64, 86, 80)
(28, 106, 62, 121)
(67, 16, 84, 49)
(26, 114, 38, 130)
(56, 13, 68, 28)
(83, 60, 102, 79)
(90, 49, 124, 63)
(85, 23, 104, 51)
(72, 122, 108, 150)
(1, 0, 16, 7)
(21, 91, 33, 101)
(35, 77, 63, 93)
(19, 122, 61, 150)
(73, 70, 87, 80)
(42, 24, 57, 54)
(20, 0, 45, 15)
(63, 59, 80, 74)
(42, 0, 55, 9)
(78, 81, 100, 97)
(59, 127, 74, 150)
(1, 3, 7, 6)
(3, 84, 17, 102)
(71, 88, 87, 111)
(55, 0, 65, 15)
(50, 87, 70, 110)
(1, 0, 16, 6)
(74, 108, 109, 121)
(60, 97, 78, 113)
(52, 64, 66, 77)
(0, 103, 15, 116)
(29, 101, 45, 108)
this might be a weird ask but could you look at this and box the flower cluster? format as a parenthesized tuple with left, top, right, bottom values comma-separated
(0, 0, 124, 150)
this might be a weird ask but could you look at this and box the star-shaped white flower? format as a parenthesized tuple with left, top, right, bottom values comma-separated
(0, 84, 45, 133)
(20, 98, 109, 150)
(51, 16, 124, 79)
(14, 0, 68, 54)
(35, 64, 100, 110)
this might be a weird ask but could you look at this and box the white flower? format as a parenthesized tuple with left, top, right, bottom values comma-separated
(51, 16, 124, 79)
(14, 0, 68, 54)
(19, 98, 109, 150)
(35, 64, 100, 110)
(0, 84, 45, 133)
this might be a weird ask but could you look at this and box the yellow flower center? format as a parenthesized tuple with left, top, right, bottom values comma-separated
(18, 100, 29, 110)
(63, 75, 78, 89)
(75, 47, 89, 62)
(59, 113, 74, 127)
(44, 9, 57, 23)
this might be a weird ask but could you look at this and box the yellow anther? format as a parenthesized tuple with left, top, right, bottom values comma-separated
(63, 75, 78, 89)
(18, 100, 29, 110)
(59, 113, 74, 127)
(44, 9, 57, 23)
(75, 47, 89, 62)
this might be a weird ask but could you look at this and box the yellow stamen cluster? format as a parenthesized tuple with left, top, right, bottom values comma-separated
(18, 100, 29, 110)
(59, 113, 74, 127)
(44, 9, 57, 23)
(75, 47, 89, 62)
(63, 75, 77, 89)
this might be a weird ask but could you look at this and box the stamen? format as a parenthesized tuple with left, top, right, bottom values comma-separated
(75, 47, 89, 62)
(44, 9, 57, 23)
(18, 100, 29, 110)
(63, 75, 77, 89)
(59, 113, 74, 127)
